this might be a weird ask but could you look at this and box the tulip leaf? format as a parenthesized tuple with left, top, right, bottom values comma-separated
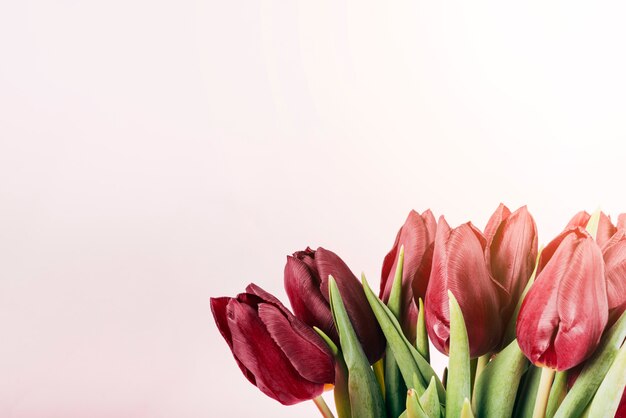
(512, 364, 542, 418)
(502, 248, 542, 346)
(407, 388, 429, 418)
(420, 377, 441, 418)
(461, 398, 475, 418)
(416, 298, 430, 362)
(328, 276, 385, 418)
(314, 327, 352, 418)
(545, 371, 567, 418)
(585, 208, 601, 240)
(472, 338, 529, 418)
(386, 246, 408, 418)
(554, 310, 626, 418)
(586, 341, 626, 418)
(362, 275, 446, 401)
(446, 291, 471, 418)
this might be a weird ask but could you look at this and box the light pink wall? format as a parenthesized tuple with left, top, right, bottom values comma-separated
(2, 1, 626, 417)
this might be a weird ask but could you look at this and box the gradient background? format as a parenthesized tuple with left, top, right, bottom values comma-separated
(2, 1, 626, 417)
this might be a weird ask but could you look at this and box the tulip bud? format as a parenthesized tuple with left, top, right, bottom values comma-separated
(484, 204, 538, 327)
(602, 230, 626, 320)
(516, 227, 608, 370)
(380, 209, 436, 341)
(284, 247, 385, 364)
(425, 217, 503, 358)
(210, 284, 335, 405)
(566, 210, 617, 246)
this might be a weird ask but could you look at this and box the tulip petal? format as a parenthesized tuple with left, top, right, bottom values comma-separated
(486, 206, 538, 324)
(210, 297, 257, 385)
(518, 229, 607, 370)
(484, 203, 511, 244)
(227, 300, 323, 405)
(316, 247, 385, 363)
(258, 303, 334, 384)
(426, 217, 502, 357)
(602, 230, 626, 312)
(284, 255, 337, 342)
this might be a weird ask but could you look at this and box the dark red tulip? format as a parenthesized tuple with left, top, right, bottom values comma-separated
(602, 230, 626, 320)
(517, 227, 608, 370)
(210, 284, 335, 405)
(284, 247, 385, 364)
(425, 216, 503, 358)
(380, 209, 436, 341)
(566, 210, 617, 246)
(617, 389, 626, 418)
(484, 204, 538, 326)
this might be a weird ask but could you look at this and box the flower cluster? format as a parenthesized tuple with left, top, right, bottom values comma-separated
(211, 205, 626, 418)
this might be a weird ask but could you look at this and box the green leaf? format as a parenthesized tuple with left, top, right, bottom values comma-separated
(512, 365, 542, 418)
(554, 310, 626, 418)
(586, 342, 626, 418)
(460, 398, 475, 418)
(416, 298, 430, 362)
(585, 208, 601, 240)
(446, 291, 471, 418)
(420, 377, 441, 418)
(314, 327, 351, 418)
(407, 389, 429, 418)
(545, 371, 567, 418)
(362, 275, 446, 400)
(386, 246, 408, 418)
(328, 276, 385, 418)
(472, 339, 528, 418)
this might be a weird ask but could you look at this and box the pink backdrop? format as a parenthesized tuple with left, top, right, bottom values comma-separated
(2, 1, 626, 417)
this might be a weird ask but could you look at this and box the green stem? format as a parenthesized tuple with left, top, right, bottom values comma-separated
(313, 395, 335, 418)
(532, 367, 556, 418)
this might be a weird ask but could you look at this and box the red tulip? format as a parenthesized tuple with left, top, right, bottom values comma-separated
(425, 216, 503, 358)
(284, 247, 385, 364)
(380, 209, 436, 341)
(484, 204, 538, 326)
(602, 229, 626, 320)
(210, 284, 335, 405)
(566, 210, 617, 246)
(516, 227, 608, 370)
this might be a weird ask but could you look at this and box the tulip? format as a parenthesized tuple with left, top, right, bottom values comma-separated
(484, 204, 538, 327)
(566, 210, 617, 246)
(516, 227, 608, 370)
(210, 283, 335, 405)
(380, 209, 436, 341)
(602, 229, 626, 320)
(425, 216, 503, 358)
(284, 247, 386, 364)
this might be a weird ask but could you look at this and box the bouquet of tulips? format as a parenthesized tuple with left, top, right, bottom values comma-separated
(211, 205, 626, 418)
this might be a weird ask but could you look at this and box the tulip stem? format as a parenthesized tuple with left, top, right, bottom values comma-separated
(532, 367, 556, 418)
(313, 395, 335, 418)
(475, 353, 490, 382)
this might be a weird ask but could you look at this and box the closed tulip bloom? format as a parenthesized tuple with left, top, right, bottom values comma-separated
(566, 210, 617, 246)
(284, 247, 385, 364)
(210, 284, 335, 405)
(380, 209, 436, 340)
(425, 216, 503, 358)
(602, 230, 626, 318)
(484, 204, 538, 325)
(516, 227, 608, 370)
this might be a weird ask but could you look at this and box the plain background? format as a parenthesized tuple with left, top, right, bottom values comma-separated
(2, 1, 626, 417)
